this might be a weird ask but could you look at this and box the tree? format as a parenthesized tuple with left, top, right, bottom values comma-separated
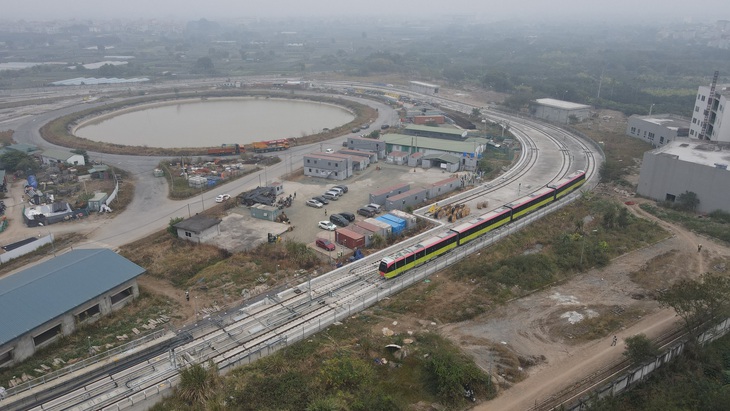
(168, 217, 184, 237)
(0, 150, 38, 173)
(470, 107, 482, 120)
(676, 191, 700, 212)
(623, 334, 660, 364)
(193, 56, 214, 74)
(658, 273, 730, 340)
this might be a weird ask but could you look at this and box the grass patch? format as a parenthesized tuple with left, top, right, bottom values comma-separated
(151, 315, 494, 411)
(640, 204, 730, 244)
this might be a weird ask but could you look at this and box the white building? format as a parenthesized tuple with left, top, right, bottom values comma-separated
(626, 114, 690, 147)
(409, 81, 440, 95)
(689, 83, 730, 142)
(637, 140, 730, 213)
(40, 149, 86, 166)
(531, 99, 591, 124)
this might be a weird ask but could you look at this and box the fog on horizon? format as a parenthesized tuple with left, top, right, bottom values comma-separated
(3, 0, 727, 22)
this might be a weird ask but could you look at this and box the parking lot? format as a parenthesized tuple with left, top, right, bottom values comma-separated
(269, 162, 461, 256)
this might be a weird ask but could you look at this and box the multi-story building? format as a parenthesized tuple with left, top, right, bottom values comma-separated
(626, 114, 690, 147)
(689, 83, 730, 142)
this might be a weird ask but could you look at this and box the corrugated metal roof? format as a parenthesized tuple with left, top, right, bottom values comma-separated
(383, 133, 482, 154)
(0, 249, 146, 346)
(534, 98, 591, 110)
(404, 124, 465, 136)
(174, 214, 221, 233)
(41, 149, 75, 161)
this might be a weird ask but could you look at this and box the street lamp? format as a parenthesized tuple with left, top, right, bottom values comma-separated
(649, 103, 655, 116)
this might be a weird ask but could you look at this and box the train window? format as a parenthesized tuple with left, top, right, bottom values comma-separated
(416, 249, 425, 259)
(379, 261, 388, 273)
(405, 254, 414, 264)
(396, 259, 405, 269)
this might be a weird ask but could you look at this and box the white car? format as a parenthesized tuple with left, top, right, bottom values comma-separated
(215, 194, 231, 203)
(306, 199, 324, 208)
(325, 148, 334, 153)
(318, 221, 336, 231)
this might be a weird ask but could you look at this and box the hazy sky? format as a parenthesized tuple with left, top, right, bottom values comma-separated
(3, 0, 728, 21)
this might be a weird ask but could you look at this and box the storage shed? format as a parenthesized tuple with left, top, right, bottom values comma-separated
(363, 218, 393, 237)
(407, 152, 423, 167)
(386, 151, 409, 165)
(376, 215, 406, 235)
(369, 182, 411, 205)
(386, 210, 417, 229)
(348, 225, 374, 246)
(385, 187, 428, 211)
(87, 192, 109, 212)
(173, 214, 221, 244)
(250, 203, 281, 221)
(335, 228, 365, 250)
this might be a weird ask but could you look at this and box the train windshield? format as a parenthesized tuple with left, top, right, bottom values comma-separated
(378, 261, 388, 274)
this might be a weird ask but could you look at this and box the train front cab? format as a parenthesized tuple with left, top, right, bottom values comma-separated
(379, 231, 458, 279)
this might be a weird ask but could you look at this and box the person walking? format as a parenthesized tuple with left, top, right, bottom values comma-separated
(611, 335, 618, 346)
(324, 209, 327, 216)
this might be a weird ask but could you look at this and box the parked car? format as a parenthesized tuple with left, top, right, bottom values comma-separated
(357, 207, 376, 218)
(333, 185, 348, 193)
(316, 238, 335, 251)
(306, 199, 324, 208)
(325, 148, 334, 153)
(328, 187, 344, 196)
(318, 221, 336, 231)
(381, 124, 390, 130)
(366, 203, 382, 213)
(322, 191, 340, 201)
(215, 194, 231, 203)
(330, 214, 349, 227)
(338, 212, 355, 222)
(313, 196, 330, 205)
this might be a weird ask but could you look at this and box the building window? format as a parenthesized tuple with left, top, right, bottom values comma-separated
(698, 94, 701, 100)
(630, 127, 636, 134)
(696, 106, 700, 112)
(76, 304, 101, 323)
(660, 136, 665, 144)
(335, 172, 338, 176)
(308, 168, 312, 172)
(649, 132, 655, 138)
(185, 231, 192, 237)
(0, 349, 13, 366)
(306, 159, 310, 163)
(111, 286, 134, 305)
(693, 118, 697, 124)
(701, 95, 706, 101)
(690, 129, 694, 136)
(33, 324, 62, 347)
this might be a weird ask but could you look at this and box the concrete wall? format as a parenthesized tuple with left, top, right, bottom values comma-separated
(0, 280, 139, 367)
(637, 152, 730, 213)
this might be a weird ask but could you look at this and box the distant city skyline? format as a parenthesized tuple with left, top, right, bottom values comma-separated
(2, 0, 728, 22)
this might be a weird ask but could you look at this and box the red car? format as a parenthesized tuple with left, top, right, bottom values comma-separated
(315, 238, 335, 251)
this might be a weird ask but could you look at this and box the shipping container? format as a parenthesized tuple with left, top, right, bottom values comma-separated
(387, 210, 417, 229)
(335, 228, 365, 249)
(363, 218, 392, 237)
(376, 215, 406, 235)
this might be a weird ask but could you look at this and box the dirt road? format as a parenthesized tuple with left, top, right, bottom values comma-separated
(444, 200, 729, 410)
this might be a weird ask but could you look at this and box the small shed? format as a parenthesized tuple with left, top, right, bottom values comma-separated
(407, 152, 423, 167)
(269, 182, 284, 196)
(250, 203, 281, 221)
(88, 192, 109, 212)
(89, 165, 111, 179)
(386, 151, 409, 165)
(335, 228, 365, 250)
(363, 218, 393, 237)
(174, 214, 222, 244)
(348, 225, 374, 247)
(387, 210, 417, 229)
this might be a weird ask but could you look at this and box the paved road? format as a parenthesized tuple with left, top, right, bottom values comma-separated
(3, 90, 397, 250)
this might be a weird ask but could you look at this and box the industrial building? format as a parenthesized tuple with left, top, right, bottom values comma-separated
(302, 153, 352, 180)
(402, 124, 469, 141)
(381, 134, 485, 171)
(174, 214, 222, 243)
(637, 140, 730, 213)
(531, 98, 591, 124)
(409, 81, 440, 95)
(345, 137, 386, 159)
(689, 78, 730, 142)
(385, 187, 428, 211)
(250, 204, 281, 221)
(626, 114, 690, 147)
(39, 149, 86, 166)
(0, 249, 145, 367)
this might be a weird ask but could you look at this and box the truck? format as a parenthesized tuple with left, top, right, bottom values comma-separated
(207, 144, 243, 156)
(251, 139, 290, 153)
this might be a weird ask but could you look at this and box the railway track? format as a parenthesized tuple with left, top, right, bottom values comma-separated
(2, 85, 601, 411)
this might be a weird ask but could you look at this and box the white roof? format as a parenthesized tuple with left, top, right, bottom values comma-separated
(653, 140, 730, 168)
(535, 98, 591, 110)
(410, 80, 440, 88)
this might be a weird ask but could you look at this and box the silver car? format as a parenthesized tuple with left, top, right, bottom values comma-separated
(306, 199, 324, 208)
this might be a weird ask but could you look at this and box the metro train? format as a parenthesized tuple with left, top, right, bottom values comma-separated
(378, 170, 587, 279)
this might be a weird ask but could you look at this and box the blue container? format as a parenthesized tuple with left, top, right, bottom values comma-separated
(376, 215, 405, 235)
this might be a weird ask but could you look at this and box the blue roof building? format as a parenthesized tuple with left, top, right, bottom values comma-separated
(0, 249, 146, 367)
